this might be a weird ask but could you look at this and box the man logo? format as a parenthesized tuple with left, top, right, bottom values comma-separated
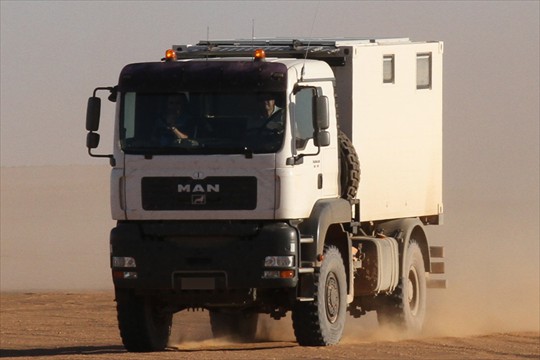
(193, 171, 204, 180)
(191, 194, 206, 205)
(178, 184, 220, 193)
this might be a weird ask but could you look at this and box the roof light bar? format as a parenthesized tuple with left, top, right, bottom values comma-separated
(254, 48, 266, 61)
(164, 49, 177, 61)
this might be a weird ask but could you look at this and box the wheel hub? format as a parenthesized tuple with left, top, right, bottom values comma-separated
(408, 267, 419, 315)
(325, 272, 340, 323)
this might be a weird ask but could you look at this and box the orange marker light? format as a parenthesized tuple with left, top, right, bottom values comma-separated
(165, 49, 177, 61)
(254, 48, 266, 61)
(280, 270, 295, 279)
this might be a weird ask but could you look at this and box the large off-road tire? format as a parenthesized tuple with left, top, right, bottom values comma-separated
(115, 289, 172, 352)
(376, 241, 427, 333)
(338, 129, 360, 200)
(209, 310, 259, 342)
(292, 246, 347, 346)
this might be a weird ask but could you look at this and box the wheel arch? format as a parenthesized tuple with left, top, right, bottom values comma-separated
(298, 198, 353, 299)
(409, 224, 430, 274)
(325, 223, 353, 301)
(299, 198, 351, 255)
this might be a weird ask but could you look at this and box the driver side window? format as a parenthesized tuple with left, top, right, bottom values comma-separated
(294, 88, 316, 149)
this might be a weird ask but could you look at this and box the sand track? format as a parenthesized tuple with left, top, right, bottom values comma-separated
(1, 292, 538, 360)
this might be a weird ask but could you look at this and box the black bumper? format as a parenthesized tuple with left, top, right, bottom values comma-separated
(110, 221, 299, 293)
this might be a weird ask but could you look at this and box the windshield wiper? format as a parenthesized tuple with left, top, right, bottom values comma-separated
(208, 146, 254, 158)
(242, 147, 254, 159)
(124, 144, 254, 158)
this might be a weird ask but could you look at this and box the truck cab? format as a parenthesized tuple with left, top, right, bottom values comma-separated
(111, 56, 340, 222)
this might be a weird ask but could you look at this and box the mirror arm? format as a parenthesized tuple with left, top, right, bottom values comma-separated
(286, 145, 321, 166)
(88, 148, 116, 166)
(93, 86, 115, 97)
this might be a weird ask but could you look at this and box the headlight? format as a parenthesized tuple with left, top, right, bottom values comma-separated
(264, 256, 294, 267)
(112, 256, 136, 268)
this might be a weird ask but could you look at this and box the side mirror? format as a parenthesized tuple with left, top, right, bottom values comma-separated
(314, 130, 330, 147)
(86, 132, 100, 149)
(315, 96, 329, 130)
(86, 97, 101, 131)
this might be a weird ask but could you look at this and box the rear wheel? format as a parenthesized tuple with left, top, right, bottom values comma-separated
(376, 241, 426, 333)
(209, 310, 259, 342)
(115, 289, 172, 352)
(292, 246, 347, 346)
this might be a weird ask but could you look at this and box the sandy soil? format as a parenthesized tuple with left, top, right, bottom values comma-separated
(1, 292, 538, 360)
(1, 166, 539, 359)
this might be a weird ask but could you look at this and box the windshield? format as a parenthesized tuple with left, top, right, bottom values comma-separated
(120, 92, 286, 155)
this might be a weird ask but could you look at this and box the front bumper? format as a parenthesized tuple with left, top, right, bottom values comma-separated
(110, 221, 299, 294)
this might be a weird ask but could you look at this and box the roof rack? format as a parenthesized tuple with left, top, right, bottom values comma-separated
(172, 38, 410, 66)
(171, 38, 411, 66)
(173, 39, 334, 59)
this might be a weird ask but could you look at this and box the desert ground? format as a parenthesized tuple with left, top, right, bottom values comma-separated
(1, 292, 538, 360)
(1, 166, 539, 359)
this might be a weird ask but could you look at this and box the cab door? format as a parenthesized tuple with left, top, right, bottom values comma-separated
(277, 87, 324, 217)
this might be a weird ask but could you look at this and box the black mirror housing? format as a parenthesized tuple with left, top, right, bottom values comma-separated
(86, 97, 101, 131)
(86, 132, 100, 149)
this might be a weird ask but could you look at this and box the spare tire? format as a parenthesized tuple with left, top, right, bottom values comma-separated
(338, 129, 360, 200)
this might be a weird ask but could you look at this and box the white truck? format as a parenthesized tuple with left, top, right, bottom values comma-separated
(86, 37, 445, 351)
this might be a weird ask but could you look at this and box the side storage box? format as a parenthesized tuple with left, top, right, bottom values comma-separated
(353, 236, 400, 295)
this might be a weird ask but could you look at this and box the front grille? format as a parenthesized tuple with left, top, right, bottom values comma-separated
(141, 176, 257, 210)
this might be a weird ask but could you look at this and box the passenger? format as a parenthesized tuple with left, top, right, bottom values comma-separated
(165, 94, 193, 141)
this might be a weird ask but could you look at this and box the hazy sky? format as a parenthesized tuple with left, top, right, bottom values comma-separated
(1, 2, 538, 326)
(1, 1, 539, 196)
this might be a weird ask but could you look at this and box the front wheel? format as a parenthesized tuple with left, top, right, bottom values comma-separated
(115, 289, 172, 352)
(292, 246, 347, 346)
(376, 241, 427, 333)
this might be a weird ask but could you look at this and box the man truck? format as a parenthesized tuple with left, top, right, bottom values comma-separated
(85, 37, 445, 351)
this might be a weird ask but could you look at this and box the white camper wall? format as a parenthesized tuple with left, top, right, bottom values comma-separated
(344, 41, 443, 222)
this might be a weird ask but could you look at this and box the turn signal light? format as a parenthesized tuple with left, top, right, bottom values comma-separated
(262, 270, 295, 279)
(280, 270, 295, 278)
(113, 270, 138, 279)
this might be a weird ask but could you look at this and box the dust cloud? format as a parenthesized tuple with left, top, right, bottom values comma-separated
(1, 165, 538, 340)
(424, 186, 539, 337)
(0, 166, 114, 291)
(168, 311, 296, 348)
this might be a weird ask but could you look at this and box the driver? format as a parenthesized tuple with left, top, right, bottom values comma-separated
(256, 94, 284, 132)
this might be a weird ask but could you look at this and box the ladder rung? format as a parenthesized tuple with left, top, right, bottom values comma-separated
(430, 246, 445, 258)
(427, 279, 447, 289)
(300, 236, 314, 244)
(430, 262, 445, 274)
